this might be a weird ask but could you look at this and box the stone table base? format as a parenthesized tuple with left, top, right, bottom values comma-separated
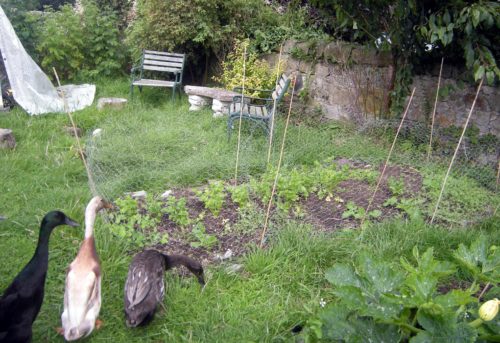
(184, 85, 239, 117)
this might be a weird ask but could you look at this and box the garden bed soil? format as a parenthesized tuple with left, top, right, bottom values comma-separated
(146, 160, 423, 265)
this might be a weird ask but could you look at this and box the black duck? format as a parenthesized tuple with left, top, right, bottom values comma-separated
(0, 211, 78, 343)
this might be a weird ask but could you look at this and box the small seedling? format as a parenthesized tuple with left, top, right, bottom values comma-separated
(190, 222, 218, 249)
(342, 201, 381, 220)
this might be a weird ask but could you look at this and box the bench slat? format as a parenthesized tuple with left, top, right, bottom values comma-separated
(144, 53, 184, 63)
(143, 65, 181, 73)
(144, 50, 184, 58)
(132, 79, 177, 87)
(144, 60, 183, 68)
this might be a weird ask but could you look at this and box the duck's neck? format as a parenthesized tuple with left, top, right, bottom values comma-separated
(33, 225, 53, 265)
(164, 254, 191, 269)
(84, 204, 98, 238)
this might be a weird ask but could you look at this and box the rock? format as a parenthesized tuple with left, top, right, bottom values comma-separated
(97, 97, 127, 110)
(323, 41, 352, 64)
(129, 190, 147, 200)
(212, 99, 231, 118)
(188, 95, 211, 111)
(0, 128, 16, 149)
(160, 189, 172, 199)
(225, 264, 243, 274)
(63, 126, 83, 137)
(92, 128, 103, 138)
(216, 249, 233, 261)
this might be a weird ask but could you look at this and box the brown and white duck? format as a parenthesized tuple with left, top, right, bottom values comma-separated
(59, 196, 111, 341)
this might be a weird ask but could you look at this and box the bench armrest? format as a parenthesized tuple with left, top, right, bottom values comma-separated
(231, 95, 272, 104)
(233, 86, 273, 94)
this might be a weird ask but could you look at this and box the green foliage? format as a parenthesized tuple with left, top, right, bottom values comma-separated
(214, 39, 285, 97)
(229, 184, 250, 208)
(108, 195, 168, 247)
(0, 0, 42, 60)
(342, 201, 381, 220)
(196, 181, 226, 217)
(190, 222, 218, 249)
(36, 5, 84, 80)
(453, 236, 500, 283)
(163, 196, 191, 227)
(314, 236, 500, 342)
(36, 0, 124, 80)
(78, 0, 125, 78)
(384, 176, 406, 207)
(419, 2, 500, 84)
(309, 162, 349, 199)
(126, 0, 277, 81)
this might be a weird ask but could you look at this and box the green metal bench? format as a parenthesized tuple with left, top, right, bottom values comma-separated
(227, 74, 291, 140)
(130, 50, 185, 101)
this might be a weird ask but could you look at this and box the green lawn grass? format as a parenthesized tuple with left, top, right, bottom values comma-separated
(0, 78, 498, 342)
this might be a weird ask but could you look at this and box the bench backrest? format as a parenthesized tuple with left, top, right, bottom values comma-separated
(141, 50, 185, 83)
(271, 74, 291, 102)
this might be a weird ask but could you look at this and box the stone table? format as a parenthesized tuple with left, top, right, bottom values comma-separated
(184, 86, 239, 117)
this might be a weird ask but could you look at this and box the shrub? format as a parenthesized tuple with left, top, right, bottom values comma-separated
(214, 39, 285, 97)
(126, 0, 279, 82)
(36, 0, 124, 80)
(37, 4, 84, 80)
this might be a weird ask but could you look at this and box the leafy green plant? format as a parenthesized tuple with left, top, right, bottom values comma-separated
(276, 169, 310, 211)
(312, 237, 500, 342)
(37, 5, 84, 80)
(108, 195, 167, 247)
(309, 162, 349, 199)
(229, 184, 250, 208)
(163, 196, 191, 227)
(214, 39, 285, 97)
(37, 0, 124, 80)
(196, 181, 226, 217)
(342, 201, 381, 220)
(384, 176, 406, 207)
(79, 0, 125, 78)
(190, 222, 218, 249)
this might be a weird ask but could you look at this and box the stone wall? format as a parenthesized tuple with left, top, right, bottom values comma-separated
(264, 40, 499, 137)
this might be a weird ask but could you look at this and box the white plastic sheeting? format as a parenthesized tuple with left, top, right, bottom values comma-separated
(0, 5, 95, 115)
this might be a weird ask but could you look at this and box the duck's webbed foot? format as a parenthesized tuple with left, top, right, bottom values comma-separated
(95, 319, 103, 330)
(55, 327, 64, 335)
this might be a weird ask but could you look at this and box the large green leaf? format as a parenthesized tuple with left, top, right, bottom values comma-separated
(414, 307, 477, 343)
(434, 290, 476, 309)
(325, 263, 362, 288)
(358, 253, 405, 294)
(320, 305, 401, 343)
(320, 304, 356, 340)
(453, 236, 500, 282)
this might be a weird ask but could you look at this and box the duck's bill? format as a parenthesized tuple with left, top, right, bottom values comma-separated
(65, 217, 79, 227)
